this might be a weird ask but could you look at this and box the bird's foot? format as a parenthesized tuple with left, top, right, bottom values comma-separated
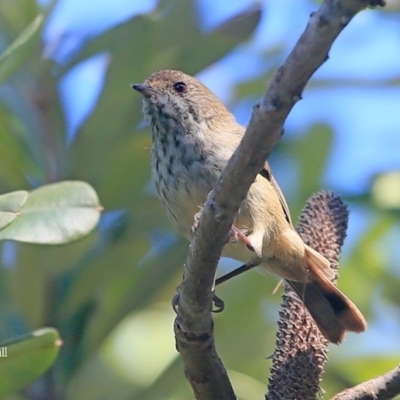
(212, 293, 225, 313)
(191, 209, 202, 237)
(172, 292, 180, 313)
(172, 292, 225, 313)
(192, 210, 254, 252)
(229, 225, 255, 252)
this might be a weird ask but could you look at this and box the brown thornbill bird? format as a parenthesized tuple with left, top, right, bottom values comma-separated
(132, 69, 367, 344)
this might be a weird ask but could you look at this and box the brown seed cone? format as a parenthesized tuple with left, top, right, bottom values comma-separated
(266, 191, 349, 400)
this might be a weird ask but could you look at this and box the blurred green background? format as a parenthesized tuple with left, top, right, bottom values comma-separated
(0, 0, 400, 398)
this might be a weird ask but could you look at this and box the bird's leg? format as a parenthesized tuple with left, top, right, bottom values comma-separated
(173, 262, 258, 314)
(190, 205, 257, 312)
(192, 208, 255, 252)
(228, 225, 255, 252)
(215, 262, 258, 286)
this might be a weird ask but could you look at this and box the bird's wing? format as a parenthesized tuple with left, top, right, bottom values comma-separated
(260, 162, 336, 281)
(259, 162, 293, 227)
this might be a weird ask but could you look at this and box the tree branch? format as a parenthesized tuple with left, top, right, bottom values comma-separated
(173, 1, 385, 399)
(331, 365, 400, 400)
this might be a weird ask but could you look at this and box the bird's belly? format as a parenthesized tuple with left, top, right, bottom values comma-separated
(151, 138, 224, 238)
(153, 166, 210, 239)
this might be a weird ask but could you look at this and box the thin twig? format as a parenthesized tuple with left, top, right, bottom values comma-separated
(331, 365, 400, 400)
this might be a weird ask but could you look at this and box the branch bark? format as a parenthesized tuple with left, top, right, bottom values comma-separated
(331, 365, 400, 400)
(173, 1, 385, 399)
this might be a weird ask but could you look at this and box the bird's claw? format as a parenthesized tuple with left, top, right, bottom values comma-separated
(212, 293, 225, 313)
(229, 225, 255, 252)
(192, 210, 255, 253)
(191, 210, 202, 236)
(172, 293, 180, 313)
(172, 292, 225, 313)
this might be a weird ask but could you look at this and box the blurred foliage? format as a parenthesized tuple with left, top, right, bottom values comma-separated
(0, 0, 399, 399)
(0, 328, 61, 395)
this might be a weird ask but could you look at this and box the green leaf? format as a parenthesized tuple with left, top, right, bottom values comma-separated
(0, 190, 28, 230)
(372, 171, 400, 210)
(0, 14, 43, 84)
(0, 105, 38, 187)
(0, 327, 62, 395)
(285, 124, 333, 217)
(77, 238, 187, 362)
(0, 181, 102, 244)
(347, 215, 395, 281)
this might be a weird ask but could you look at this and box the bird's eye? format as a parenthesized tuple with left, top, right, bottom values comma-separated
(173, 82, 187, 94)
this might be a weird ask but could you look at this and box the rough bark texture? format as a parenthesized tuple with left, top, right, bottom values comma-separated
(332, 365, 400, 400)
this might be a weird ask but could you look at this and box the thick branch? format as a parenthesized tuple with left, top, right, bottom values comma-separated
(331, 365, 400, 400)
(174, 1, 385, 399)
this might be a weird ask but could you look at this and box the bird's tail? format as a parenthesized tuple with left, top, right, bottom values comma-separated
(286, 245, 367, 344)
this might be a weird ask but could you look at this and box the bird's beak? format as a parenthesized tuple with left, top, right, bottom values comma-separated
(131, 83, 158, 97)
